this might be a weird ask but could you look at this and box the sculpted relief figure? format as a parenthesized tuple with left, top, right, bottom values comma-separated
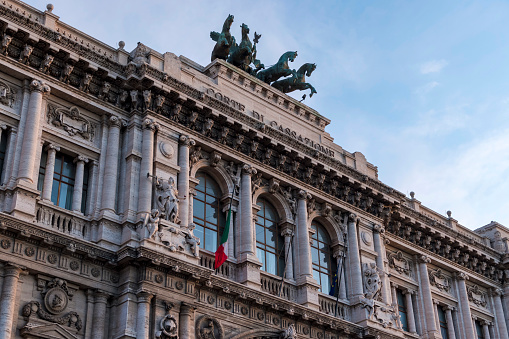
(143, 209, 160, 239)
(156, 177, 180, 224)
(363, 263, 382, 300)
(181, 223, 200, 257)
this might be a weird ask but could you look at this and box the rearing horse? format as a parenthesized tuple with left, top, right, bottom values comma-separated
(256, 51, 298, 84)
(272, 63, 317, 97)
(210, 14, 235, 62)
(228, 23, 262, 75)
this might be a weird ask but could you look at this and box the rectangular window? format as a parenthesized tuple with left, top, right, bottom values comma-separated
(475, 320, 484, 339)
(437, 306, 449, 339)
(0, 130, 7, 183)
(396, 289, 409, 332)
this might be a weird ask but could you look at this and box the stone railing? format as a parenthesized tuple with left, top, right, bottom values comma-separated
(318, 293, 350, 321)
(34, 201, 90, 240)
(199, 251, 236, 281)
(260, 272, 297, 302)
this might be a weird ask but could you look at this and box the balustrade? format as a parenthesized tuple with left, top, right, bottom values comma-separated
(35, 202, 89, 239)
(259, 272, 296, 302)
(199, 251, 236, 281)
(318, 293, 349, 320)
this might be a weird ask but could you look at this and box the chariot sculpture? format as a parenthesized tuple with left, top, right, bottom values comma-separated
(210, 15, 317, 98)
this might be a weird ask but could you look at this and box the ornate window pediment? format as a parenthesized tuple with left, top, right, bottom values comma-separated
(467, 284, 488, 308)
(47, 104, 95, 141)
(429, 268, 452, 293)
(388, 250, 411, 276)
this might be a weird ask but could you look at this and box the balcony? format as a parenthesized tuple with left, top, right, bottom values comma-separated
(260, 271, 297, 302)
(199, 250, 237, 281)
(318, 293, 350, 320)
(34, 200, 90, 240)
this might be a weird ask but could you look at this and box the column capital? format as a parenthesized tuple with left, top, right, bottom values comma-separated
(44, 143, 60, 153)
(142, 118, 159, 131)
(29, 79, 50, 94)
(108, 115, 122, 128)
(241, 163, 257, 176)
(433, 299, 440, 305)
(455, 272, 469, 280)
(179, 135, 196, 147)
(4, 262, 27, 276)
(94, 290, 110, 303)
(136, 291, 153, 303)
(74, 155, 89, 164)
(297, 189, 310, 200)
(417, 254, 431, 264)
(280, 227, 294, 238)
(373, 224, 385, 234)
(490, 288, 503, 296)
(391, 282, 399, 289)
(402, 288, 415, 295)
(180, 301, 196, 314)
(444, 305, 455, 311)
(480, 320, 490, 326)
(347, 212, 358, 223)
(0, 124, 7, 131)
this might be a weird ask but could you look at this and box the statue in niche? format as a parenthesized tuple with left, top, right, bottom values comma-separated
(156, 177, 180, 224)
(143, 209, 160, 239)
(180, 223, 200, 257)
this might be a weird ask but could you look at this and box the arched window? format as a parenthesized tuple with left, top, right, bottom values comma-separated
(256, 198, 284, 276)
(193, 172, 223, 252)
(311, 222, 335, 293)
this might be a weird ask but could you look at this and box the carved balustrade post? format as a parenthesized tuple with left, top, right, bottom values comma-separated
(177, 135, 195, 227)
(136, 292, 153, 339)
(101, 116, 122, 213)
(444, 306, 457, 339)
(280, 223, 295, 281)
(138, 119, 158, 218)
(417, 255, 439, 337)
(41, 144, 60, 201)
(456, 272, 475, 338)
(373, 224, 390, 304)
(0, 263, 25, 336)
(17, 79, 50, 185)
(491, 289, 509, 339)
(404, 289, 417, 333)
(72, 155, 89, 212)
(347, 213, 363, 299)
(179, 302, 195, 339)
(91, 290, 109, 339)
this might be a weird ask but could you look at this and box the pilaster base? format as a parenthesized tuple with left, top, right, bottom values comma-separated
(9, 184, 39, 221)
(238, 253, 262, 289)
(295, 278, 320, 311)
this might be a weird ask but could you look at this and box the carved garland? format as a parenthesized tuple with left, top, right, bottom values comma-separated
(428, 268, 451, 293)
(387, 251, 411, 276)
(467, 285, 488, 308)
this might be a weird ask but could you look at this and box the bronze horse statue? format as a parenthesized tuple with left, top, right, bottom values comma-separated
(210, 14, 235, 61)
(227, 23, 263, 75)
(272, 63, 317, 97)
(256, 51, 298, 84)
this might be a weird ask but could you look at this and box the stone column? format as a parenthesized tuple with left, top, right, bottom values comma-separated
(372, 224, 390, 304)
(433, 300, 442, 334)
(391, 283, 398, 306)
(177, 135, 195, 227)
(136, 292, 153, 339)
(481, 320, 491, 339)
(456, 273, 475, 338)
(41, 144, 60, 201)
(240, 164, 256, 258)
(444, 306, 456, 339)
(347, 213, 363, 298)
(0, 125, 6, 181)
(491, 289, 509, 339)
(9, 80, 30, 187)
(0, 124, 6, 144)
(72, 155, 89, 212)
(404, 289, 417, 333)
(86, 161, 99, 216)
(417, 255, 439, 337)
(101, 116, 122, 213)
(91, 290, 109, 339)
(1, 127, 17, 186)
(295, 190, 313, 282)
(0, 263, 25, 336)
(138, 119, 158, 217)
(179, 302, 195, 339)
(17, 80, 50, 185)
(281, 225, 294, 280)
(84, 289, 95, 339)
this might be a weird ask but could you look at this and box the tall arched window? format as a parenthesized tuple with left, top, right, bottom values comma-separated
(256, 198, 284, 276)
(193, 172, 223, 252)
(311, 222, 335, 293)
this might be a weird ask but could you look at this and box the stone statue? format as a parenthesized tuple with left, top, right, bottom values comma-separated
(227, 24, 263, 75)
(272, 63, 317, 97)
(256, 51, 297, 84)
(19, 44, 34, 64)
(280, 324, 296, 339)
(181, 223, 200, 257)
(210, 14, 235, 61)
(200, 319, 217, 339)
(156, 177, 180, 223)
(363, 263, 382, 300)
(143, 209, 160, 239)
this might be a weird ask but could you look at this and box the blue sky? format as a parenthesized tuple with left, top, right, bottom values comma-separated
(28, 0, 509, 229)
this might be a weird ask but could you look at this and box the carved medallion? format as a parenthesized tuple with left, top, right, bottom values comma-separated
(91, 267, 100, 277)
(388, 251, 411, 276)
(156, 302, 178, 339)
(0, 239, 11, 249)
(69, 261, 79, 271)
(44, 285, 69, 315)
(361, 231, 373, 246)
(47, 253, 57, 264)
(24, 247, 35, 257)
(155, 274, 164, 284)
(196, 316, 223, 339)
(175, 281, 184, 290)
(159, 142, 174, 159)
(224, 301, 232, 310)
(428, 269, 451, 292)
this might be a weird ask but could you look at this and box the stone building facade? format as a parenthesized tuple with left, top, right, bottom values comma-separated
(0, 1, 508, 338)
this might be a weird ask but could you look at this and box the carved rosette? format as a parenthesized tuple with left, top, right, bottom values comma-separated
(196, 316, 223, 339)
(388, 251, 411, 276)
(428, 268, 451, 292)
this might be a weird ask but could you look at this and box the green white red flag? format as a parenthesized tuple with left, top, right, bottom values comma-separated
(214, 207, 231, 269)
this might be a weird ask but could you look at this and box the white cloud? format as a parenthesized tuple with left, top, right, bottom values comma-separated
(414, 81, 440, 96)
(420, 59, 448, 74)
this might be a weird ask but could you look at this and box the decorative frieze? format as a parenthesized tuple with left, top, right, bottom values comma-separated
(47, 104, 95, 141)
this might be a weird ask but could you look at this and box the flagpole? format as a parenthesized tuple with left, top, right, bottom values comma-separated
(214, 185, 235, 273)
(278, 232, 293, 298)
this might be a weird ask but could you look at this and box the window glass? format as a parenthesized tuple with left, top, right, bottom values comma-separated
(475, 321, 484, 339)
(0, 131, 8, 184)
(438, 307, 449, 339)
(256, 198, 284, 276)
(311, 222, 335, 293)
(396, 289, 409, 332)
(193, 172, 223, 252)
(52, 153, 76, 210)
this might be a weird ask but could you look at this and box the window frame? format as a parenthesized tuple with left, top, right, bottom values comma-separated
(256, 197, 284, 277)
(310, 221, 335, 294)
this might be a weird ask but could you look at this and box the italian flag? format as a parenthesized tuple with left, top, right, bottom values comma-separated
(214, 207, 231, 269)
